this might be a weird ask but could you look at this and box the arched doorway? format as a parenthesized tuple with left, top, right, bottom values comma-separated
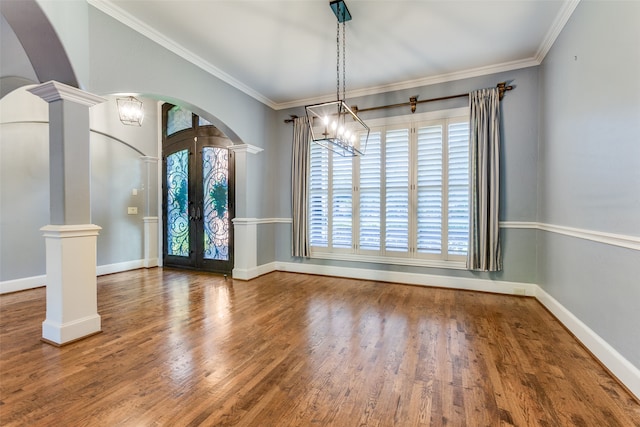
(162, 103, 234, 274)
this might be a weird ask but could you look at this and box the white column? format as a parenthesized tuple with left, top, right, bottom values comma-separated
(228, 144, 263, 280)
(141, 156, 159, 268)
(231, 218, 258, 280)
(28, 81, 106, 346)
(41, 225, 102, 344)
(143, 217, 159, 268)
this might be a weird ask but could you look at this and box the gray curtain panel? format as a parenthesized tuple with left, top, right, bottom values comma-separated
(291, 116, 311, 257)
(467, 87, 502, 271)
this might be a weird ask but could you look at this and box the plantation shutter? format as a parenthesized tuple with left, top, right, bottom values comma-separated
(416, 124, 443, 254)
(309, 142, 329, 247)
(359, 131, 382, 251)
(385, 128, 410, 252)
(332, 150, 353, 249)
(447, 121, 470, 255)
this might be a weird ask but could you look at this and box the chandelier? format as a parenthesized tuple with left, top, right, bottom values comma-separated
(116, 96, 144, 126)
(305, 0, 369, 157)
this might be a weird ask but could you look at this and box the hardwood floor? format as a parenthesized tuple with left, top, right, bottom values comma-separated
(1, 269, 639, 426)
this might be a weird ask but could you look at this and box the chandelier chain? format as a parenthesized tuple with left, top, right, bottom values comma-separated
(336, 20, 340, 101)
(342, 20, 346, 101)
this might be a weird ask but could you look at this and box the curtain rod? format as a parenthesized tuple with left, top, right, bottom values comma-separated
(284, 82, 513, 123)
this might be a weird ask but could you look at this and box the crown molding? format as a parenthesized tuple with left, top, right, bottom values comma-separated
(274, 57, 540, 110)
(534, 0, 582, 63)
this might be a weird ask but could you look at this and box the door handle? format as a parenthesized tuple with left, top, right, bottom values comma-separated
(196, 206, 201, 221)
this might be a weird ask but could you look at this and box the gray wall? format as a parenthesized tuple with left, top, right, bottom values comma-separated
(0, 89, 159, 281)
(270, 66, 541, 285)
(538, 1, 640, 367)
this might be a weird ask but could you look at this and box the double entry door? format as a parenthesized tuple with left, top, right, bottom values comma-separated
(162, 105, 234, 274)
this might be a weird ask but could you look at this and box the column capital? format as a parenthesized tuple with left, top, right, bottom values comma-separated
(28, 81, 106, 107)
(140, 156, 159, 163)
(228, 143, 263, 155)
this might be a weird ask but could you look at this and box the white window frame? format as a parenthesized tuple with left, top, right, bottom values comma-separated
(309, 107, 469, 270)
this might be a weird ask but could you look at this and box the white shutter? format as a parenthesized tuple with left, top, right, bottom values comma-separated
(447, 121, 470, 256)
(359, 131, 381, 251)
(416, 124, 443, 254)
(332, 150, 353, 249)
(309, 142, 328, 247)
(385, 128, 409, 252)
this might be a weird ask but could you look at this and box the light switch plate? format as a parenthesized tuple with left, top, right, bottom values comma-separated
(127, 207, 138, 215)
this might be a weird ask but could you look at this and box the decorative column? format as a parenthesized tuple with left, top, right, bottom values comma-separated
(228, 143, 263, 280)
(28, 81, 106, 346)
(141, 156, 159, 268)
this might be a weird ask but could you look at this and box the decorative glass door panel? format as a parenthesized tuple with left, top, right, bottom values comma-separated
(162, 103, 234, 274)
(166, 149, 190, 256)
(202, 147, 229, 261)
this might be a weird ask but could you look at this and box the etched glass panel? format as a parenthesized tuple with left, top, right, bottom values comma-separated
(167, 106, 192, 136)
(166, 149, 189, 256)
(198, 116, 212, 127)
(202, 147, 229, 260)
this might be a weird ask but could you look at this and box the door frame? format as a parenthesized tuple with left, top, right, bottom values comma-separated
(161, 103, 235, 274)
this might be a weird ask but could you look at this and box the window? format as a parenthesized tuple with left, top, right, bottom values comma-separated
(308, 109, 469, 268)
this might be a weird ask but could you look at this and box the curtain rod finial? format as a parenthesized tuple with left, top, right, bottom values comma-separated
(497, 82, 514, 100)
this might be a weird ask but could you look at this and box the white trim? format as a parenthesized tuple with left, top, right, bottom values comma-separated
(96, 260, 146, 276)
(309, 251, 467, 270)
(232, 217, 292, 225)
(537, 223, 640, 251)
(275, 261, 536, 296)
(42, 314, 102, 345)
(228, 143, 264, 155)
(1, 261, 152, 295)
(534, 0, 582, 63)
(27, 81, 106, 106)
(500, 221, 640, 251)
(499, 221, 539, 230)
(41, 224, 102, 238)
(281, 58, 540, 110)
(232, 262, 277, 281)
(535, 286, 640, 400)
(0, 275, 46, 294)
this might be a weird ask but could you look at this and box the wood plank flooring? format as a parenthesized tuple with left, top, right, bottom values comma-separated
(1, 268, 639, 426)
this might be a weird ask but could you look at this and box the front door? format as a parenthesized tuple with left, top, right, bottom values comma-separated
(162, 104, 234, 274)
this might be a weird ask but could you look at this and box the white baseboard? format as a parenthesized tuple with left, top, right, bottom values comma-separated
(1, 259, 153, 294)
(96, 259, 145, 276)
(42, 314, 101, 345)
(143, 258, 159, 268)
(233, 262, 277, 281)
(0, 275, 46, 294)
(535, 287, 640, 400)
(275, 261, 537, 296)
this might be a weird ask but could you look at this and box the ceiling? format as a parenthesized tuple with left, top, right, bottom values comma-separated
(90, 0, 579, 109)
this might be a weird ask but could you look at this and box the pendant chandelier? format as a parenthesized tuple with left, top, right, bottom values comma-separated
(116, 95, 144, 126)
(305, 0, 369, 157)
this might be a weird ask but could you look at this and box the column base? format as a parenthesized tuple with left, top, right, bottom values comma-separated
(42, 315, 102, 346)
(41, 224, 101, 345)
